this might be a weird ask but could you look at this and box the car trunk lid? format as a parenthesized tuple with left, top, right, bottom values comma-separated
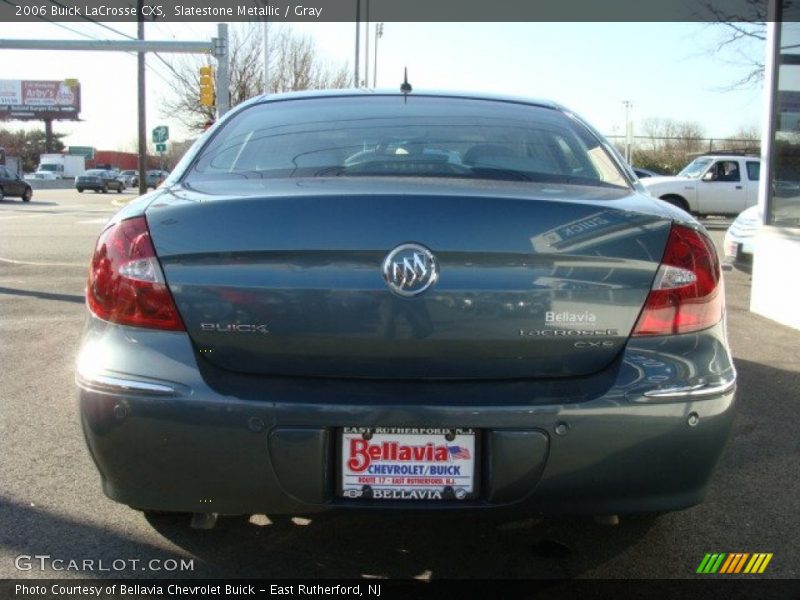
(146, 181, 671, 379)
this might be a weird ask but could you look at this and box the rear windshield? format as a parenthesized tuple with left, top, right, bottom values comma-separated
(84, 170, 106, 176)
(185, 96, 629, 189)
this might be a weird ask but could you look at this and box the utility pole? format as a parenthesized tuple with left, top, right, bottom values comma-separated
(214, 24, 230, 117)
(364, 0, 370, 88)
(44, 119, 53, 153)
(623, 100, 633, 165)
(354, 0, 360, 87)
(0, 33, 224, 179)
(373, 23, 383, 88)
(137, 4, 146, 195)
(264, 19, 269, 95)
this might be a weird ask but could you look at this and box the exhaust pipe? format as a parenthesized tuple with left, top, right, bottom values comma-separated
(190, 512, 218, 529)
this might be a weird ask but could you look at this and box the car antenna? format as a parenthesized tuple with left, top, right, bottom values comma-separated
(400, 67, 412, 103)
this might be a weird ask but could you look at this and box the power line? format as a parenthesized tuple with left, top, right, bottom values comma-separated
(46, 21, 102, 40)
(46, 0, 136, 41)
(72, 14, 206, 86)
(0, 0, 101, 41)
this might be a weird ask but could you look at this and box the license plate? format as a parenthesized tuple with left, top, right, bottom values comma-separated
(340, 427, 476, 501)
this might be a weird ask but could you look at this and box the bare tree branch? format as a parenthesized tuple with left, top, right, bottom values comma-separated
(696, 0, 767, 89)
(160, 24, 349, 134)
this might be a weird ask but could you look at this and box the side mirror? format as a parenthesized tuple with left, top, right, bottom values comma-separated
(702, 171, 716, 182)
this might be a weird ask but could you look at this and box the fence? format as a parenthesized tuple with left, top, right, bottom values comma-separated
(604, 136, 760, 174)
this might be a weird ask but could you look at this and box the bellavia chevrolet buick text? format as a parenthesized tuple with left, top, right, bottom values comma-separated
(76, 90, 735, 528)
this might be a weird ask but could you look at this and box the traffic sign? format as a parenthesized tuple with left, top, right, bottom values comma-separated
(155, 143, 167, 153)
(152, 126, 169, 144)
(68, 146, 95, 160)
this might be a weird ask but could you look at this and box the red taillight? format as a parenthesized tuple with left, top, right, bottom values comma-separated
(632, 224, 723, 336)
(86, 216, 185, 331)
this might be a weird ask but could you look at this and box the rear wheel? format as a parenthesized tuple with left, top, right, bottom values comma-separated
(138, 509, 193, 526)
(22, 187, 32, 202)
(117, 184, 123, 193)
(102, 184, 109, 194)
(660, 195, 690, 213)
(0, 187, 4, 202)
(77, 188, 84, 193)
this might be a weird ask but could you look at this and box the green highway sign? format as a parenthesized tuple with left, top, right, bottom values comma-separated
(68, 146, 95, 160)
(152, 126, 169, 144)
(155, 143, 167, 153)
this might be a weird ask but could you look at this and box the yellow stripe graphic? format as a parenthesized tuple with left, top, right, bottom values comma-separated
(758, 554, 773, 574)
(744, 554, 760, 574)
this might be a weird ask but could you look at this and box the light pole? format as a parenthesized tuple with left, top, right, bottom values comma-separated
(373, 23, 383, 88)
(264, 19, 269, 95)
(364, 0, 370, 87)
(622, 100, 633, 165)
(136, 3, 146, 195)
(354, 0, 360, 87)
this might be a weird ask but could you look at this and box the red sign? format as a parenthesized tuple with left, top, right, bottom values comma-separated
(0, 79, 81, 121)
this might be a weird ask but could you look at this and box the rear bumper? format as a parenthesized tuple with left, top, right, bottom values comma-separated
(77, 319, 737, 516)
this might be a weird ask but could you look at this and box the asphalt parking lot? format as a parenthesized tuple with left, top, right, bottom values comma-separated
(0, 189, 797, 580)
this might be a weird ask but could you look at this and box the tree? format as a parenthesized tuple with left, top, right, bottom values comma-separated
(0, 127, 67, 173)
(725, 125, 761, 151)
(706, 21, 766, 88)
(698, 1, 767, 88)
(160, 25, 350, 133)
(631, 118, 707, 174)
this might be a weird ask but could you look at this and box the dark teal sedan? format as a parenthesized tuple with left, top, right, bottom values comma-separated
(76, 169, 124, 193)
(76, 90, 735, 528)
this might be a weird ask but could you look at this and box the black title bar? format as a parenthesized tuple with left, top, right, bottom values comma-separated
(0, 0, 769, 23)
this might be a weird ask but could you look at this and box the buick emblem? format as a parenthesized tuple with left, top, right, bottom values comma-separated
(382, 243, 439, 297)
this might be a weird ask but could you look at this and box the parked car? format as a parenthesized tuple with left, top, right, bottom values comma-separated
(119, 170, 138, 187)
(76, 169, 125, 193)
(25, 171, 58, 181)
(0, 165, 33, 202)
(76, 90, 736, 526)
(146, 169, 169, 189)
(723, 206, 759, 273)
(641, 154, 760, 216)
(632, 167, 661, 179)
(724, 193, 800, 273)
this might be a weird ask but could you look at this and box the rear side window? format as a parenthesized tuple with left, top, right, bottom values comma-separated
(186, 96, 630, 189)
(746, 161, 760, 181)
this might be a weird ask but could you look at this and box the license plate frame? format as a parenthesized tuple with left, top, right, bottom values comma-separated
(338, 427, 479, 501)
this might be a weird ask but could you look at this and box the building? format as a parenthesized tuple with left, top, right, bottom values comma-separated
(750, 10, 800, 330)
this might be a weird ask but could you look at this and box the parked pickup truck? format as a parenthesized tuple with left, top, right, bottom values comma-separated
(640, 154, 760, 216)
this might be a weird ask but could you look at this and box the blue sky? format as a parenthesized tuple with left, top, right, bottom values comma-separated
(1, 22, 765, 150)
